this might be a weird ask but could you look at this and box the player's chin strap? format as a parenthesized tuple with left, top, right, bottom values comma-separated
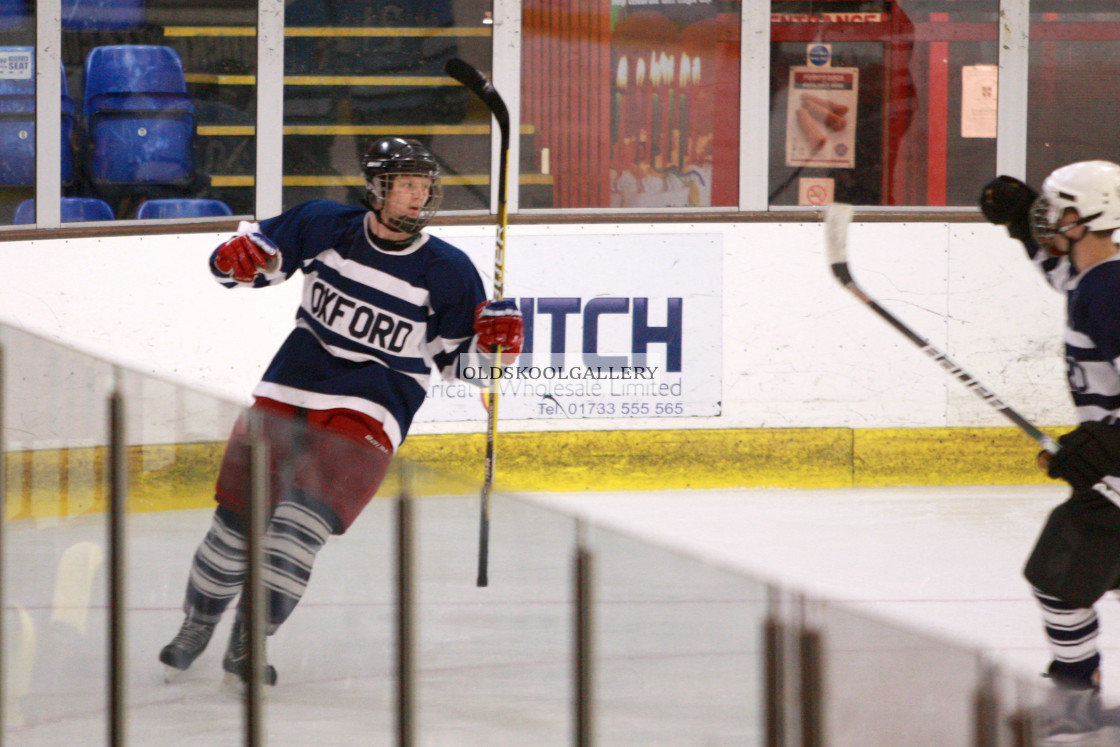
(364, 210, 419, 251)
(373, 206, 412, 235)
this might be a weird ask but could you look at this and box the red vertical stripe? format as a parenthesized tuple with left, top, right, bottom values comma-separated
(555, 0, 567, 206)
(568, 0, 579, 206)
(710, 13, 740, 206)
(596, 0, 609, 206)
(582, 0, 591, 206)
(926, 13, 949, 206)
(524, 1, 536, 177)
(584, 0, 595, 206)
(522, 0, 613, 208)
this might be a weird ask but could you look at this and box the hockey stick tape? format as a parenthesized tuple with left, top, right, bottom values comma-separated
(825, 203, 853, 264)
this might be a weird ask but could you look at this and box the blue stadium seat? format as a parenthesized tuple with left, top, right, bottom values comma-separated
(13, 197, 115, 224)
(136, 198, 232, 219)
(0, 47, 77, 186)
(83, 45, 194, 185)
(0, 0, 28, 29)
(63, 0, 144, 30)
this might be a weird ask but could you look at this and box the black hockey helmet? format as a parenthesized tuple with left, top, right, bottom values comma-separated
(360, 136, 442, 233)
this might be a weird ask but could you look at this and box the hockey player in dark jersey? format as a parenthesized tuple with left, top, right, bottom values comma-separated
(158, 136, 524, 688)
(982, 160, 1120, 738)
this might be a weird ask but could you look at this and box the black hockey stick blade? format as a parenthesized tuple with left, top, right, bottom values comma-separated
(445, 59, 510, 143)
(825, 203, 855, 285)
(823, 203, 1059, 454)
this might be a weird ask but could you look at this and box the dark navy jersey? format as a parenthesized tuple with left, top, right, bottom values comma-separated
(1027, 242, 1120, 425)
(209, 200, 486, 448)
(1063, 257, 1120, 423)
(1026, 241, 1120, 501)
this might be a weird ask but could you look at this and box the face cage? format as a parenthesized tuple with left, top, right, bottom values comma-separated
(1029, 194, 1105, 255)
(1028, 195, 1061, 254)
(366, 171, 443, 234)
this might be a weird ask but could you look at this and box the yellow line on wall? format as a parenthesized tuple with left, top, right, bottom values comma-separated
(3, 426, 1063, 520)
(208, 174, 554, 188)
(183, 74, 455, 86)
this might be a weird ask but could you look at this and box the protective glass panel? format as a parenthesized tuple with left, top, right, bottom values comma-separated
(819, 603, 989, 746)
(769, 0, 998, 208)
(1025, 5, 1120, 186)
(585, 522, 767, 744)
(2, 317, 1049, 745)
(1, 325, 116, 743)
(413, 485, 577, 743)
(281, 0, 493, 213)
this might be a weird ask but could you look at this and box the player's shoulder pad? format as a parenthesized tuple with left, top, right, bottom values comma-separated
(274, 199, 365, 225)
(417, 233, 478, 269)
(417, 234, 485, 300)
(1077, 257, 1120, 310)
(259, 199, 366, 249)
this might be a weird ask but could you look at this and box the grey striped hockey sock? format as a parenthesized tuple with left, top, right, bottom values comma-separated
(184, 508, 248, 624)
(262, 498, 334, 627)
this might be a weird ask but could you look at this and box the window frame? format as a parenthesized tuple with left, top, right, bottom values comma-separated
(10, 0, 1037, 230)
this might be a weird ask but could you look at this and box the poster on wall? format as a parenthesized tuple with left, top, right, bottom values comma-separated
(785, 66, 859, 168)
(961, 64, 998, 139)
(417, 232, 722, 421)
(608, 3, 736, 209)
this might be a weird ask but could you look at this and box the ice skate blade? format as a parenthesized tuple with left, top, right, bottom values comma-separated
(220, 672, 274, 697)
(163, 664, 185, 684)
(1042, 725, 1120, 746)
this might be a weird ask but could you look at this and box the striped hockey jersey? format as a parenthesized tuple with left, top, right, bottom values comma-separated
(1028, 238, 1120, 501)
(210, 199, 486, 448)
(1028, 242, 1120, 425)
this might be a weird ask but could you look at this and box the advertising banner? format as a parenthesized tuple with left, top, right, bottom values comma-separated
(418, 232, 722, 421)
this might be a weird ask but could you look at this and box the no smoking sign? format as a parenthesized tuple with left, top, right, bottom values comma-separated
(798, 177, 834, 206)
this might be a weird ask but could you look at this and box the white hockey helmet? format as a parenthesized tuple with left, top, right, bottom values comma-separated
(1039, 160, 1120, 232)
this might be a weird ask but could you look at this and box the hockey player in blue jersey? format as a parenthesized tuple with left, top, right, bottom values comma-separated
(982, 160, 1120, 737)
(158, 136, 524, 687)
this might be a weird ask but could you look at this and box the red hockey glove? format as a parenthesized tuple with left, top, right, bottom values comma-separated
(213, 232, 280, 284)
(474, 300, 524, 363)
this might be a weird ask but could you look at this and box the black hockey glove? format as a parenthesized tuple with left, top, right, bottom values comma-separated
(978, 175, 1037, 242)
(1047, 422, 1120, 493)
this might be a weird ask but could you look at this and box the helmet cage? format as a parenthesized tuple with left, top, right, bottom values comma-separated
(1028, 194, 1087, 256)
(366, 171, 443, 234)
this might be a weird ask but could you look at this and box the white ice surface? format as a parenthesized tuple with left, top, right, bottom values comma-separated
(529, 484, 1092, 685)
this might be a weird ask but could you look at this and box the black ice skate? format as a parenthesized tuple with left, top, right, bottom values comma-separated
(221, 616, 277, 692)
(159, 616, 215, 682)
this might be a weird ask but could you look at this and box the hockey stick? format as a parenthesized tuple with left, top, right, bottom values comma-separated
(824, 202, 1059, 454)
(445, 58, 511, 587)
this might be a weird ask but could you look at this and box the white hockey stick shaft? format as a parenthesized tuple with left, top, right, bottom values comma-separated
(825, 203, 1058, 454)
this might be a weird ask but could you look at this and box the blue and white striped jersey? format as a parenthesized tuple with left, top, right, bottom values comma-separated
(210, 200, 486, 448)
(1028, 241, 1120, 425)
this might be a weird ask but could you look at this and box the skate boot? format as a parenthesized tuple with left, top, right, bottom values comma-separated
(159, 615, 216, 682)
(221, 616, 277, 692)
(1038, 671, 1120, 745)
